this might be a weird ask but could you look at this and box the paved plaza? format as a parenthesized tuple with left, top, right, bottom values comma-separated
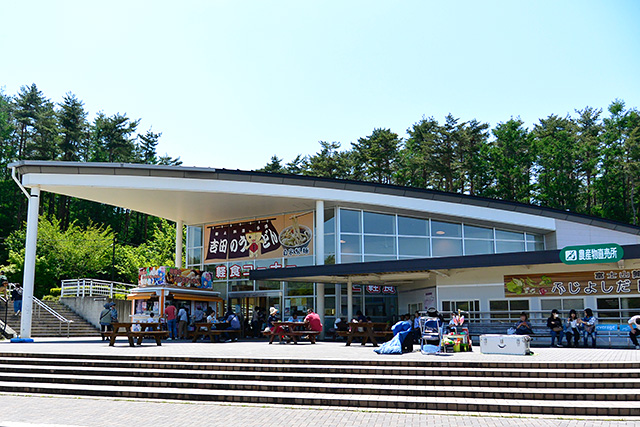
(0, 394, 638, 427)
(1, 336, 640, 363)
(1, 338, 640, 426)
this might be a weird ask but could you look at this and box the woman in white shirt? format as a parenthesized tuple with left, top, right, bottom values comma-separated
(565, 309, 580, 347)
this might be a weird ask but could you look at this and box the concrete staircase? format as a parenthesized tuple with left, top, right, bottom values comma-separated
(0, 299, 99, 338)
(0, 352, 637, 417)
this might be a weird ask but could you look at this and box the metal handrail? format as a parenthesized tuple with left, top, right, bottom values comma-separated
(60, 278, 135, 298)
(33, 296, 73, 338)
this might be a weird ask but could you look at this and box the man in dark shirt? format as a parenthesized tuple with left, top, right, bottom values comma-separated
(11, 284, 23, 316)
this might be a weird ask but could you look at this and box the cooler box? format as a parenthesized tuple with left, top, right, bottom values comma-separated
(479, 334, 531, 355)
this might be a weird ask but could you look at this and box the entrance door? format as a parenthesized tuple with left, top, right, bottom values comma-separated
(229, 296, 269, 337)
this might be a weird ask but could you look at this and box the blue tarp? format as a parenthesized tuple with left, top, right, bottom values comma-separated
(375, 320, 412, 355)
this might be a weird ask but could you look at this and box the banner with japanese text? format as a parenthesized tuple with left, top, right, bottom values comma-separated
(504, 269, 640, 298)
(204, 211, 314, 263)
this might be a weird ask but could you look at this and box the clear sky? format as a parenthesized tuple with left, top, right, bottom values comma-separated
(1, 1, 639, 170)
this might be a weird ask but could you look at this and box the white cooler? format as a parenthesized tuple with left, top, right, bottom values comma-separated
(479, 334, 531, 355)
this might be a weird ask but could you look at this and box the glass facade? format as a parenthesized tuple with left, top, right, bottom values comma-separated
(185, 206, 547, 326)
(334, 208, 545, 263)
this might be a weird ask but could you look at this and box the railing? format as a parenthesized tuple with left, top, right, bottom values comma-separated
(1, 292, 73, 338)
(33, 295, 73, 338)
(60, 278, 136, 299)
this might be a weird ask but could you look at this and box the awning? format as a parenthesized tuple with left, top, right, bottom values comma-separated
(127, 292, 156, 300)
(250, 244, 640, 284)
(172, 294, 223, 302)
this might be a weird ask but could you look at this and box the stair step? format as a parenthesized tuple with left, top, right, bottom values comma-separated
(0, 379, 633, 416)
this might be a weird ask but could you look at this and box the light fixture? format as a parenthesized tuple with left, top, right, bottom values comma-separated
(340, 240, 346, 244)
(436, 230, 445, 235)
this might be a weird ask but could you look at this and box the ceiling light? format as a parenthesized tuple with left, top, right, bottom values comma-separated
(436, 231, 445, 235)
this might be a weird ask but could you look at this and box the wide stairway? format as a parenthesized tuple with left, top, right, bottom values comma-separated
(0, 352, 637, 417)
(0, 299, 99, 337)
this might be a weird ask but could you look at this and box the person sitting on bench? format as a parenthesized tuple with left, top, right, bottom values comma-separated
(628, 314, 640, 349)
(304, 308, 323, 333)
(514, 312, 533, 335)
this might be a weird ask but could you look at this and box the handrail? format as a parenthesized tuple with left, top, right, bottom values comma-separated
(32, 296, 73, 338)
(60, 278, 135, 298)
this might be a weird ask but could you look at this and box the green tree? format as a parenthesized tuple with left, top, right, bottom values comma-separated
(574, 107, 603, 215)
(259, 155, 286, 173)
(91, 112, 140, 162)
(533, 115, 580, 210)
(58, 93, 88, 162)
(302, 141, 353, 179)
(488, 118, 534, 203)
(352, 128, 400, 184)
(398, 117, 440, 188)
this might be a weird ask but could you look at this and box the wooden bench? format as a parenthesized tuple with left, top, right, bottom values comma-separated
(263, 321, 321, 344)
(191, 322, 240, 342)
(106, 322, 169, 347)
(337, 322, 392, 347)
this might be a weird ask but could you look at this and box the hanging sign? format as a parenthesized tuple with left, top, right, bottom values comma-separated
(504, 269, 640, 298)
(204, 211, 314, 263)
(560, 243, 624, 265)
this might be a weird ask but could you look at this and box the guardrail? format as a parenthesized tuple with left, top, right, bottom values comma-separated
(60, 279, 136, 299)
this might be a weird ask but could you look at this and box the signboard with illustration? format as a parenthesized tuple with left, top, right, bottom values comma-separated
(204, 211, 314, 264)
(138, 266, 214, 290)
(504, 269, 640, 298)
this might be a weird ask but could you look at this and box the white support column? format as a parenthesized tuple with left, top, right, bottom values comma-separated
(20, 187, 40, 340)
(175, 220, 184, 268)
(335, 283, 342, 319)
(315, 201, 325, 333)
(347, 278, 353, 322)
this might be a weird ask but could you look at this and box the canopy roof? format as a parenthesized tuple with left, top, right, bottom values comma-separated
(10, 160, 640, 236)
(250, 244, 640, 284)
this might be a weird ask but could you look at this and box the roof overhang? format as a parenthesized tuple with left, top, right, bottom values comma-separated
(250, 244, 640, 284)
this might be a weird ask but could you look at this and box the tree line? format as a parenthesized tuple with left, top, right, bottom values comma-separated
(0, 84, 180, 291)
(259, 100, 640, 226)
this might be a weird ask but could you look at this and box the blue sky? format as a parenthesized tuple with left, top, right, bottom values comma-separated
(1, 1, 639, 169)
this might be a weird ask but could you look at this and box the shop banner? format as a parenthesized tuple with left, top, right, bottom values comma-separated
(504, 269, 640, 298)
(204, 211, 313, 263)
(138, 266, 214, 290)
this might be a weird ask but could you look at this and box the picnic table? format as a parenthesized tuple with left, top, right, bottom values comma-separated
(263, 321, 321, 344)
(191, 322, 241, 342)
(337, 322, 392, 347)
(106, 322, 169, 347)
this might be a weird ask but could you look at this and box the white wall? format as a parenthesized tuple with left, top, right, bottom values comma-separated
(61, 297, 131, 328)
(552, 219, 640, 249)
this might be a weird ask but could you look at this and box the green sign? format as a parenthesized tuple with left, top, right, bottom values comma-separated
(560, 243, 624, 265)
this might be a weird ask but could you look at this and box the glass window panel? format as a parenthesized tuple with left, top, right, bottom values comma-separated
(398, 216, 428, 236)
(510, 300, 530, 311)
(324, 209, 335, 234)
(324, 284, 336, 295)
(541, 299, 561, 312)
(340, 209, 361, 233)
(363, 211, 395, 235)
(562, 298, 584, 311)
(496, 229, 525, 241)
(431, 221, 462, 238)
(496, 240, 525, 253)
(340, 254, 362, 264)
(230, 281, 253, 292)
(340, 234, 361, 254)
(490, 300, 509, 319)
(398, 237, 430, 257)
(526, 233, 545, 243)
(187, 248, 202, 266)
(324, 296, 336, 316)
(464, 239, 494, 255)
(324, 233, 335, 256)
(364, 235, 396, 255)
(364, 255, 396, 262)
(597, 297, 619, 321)
(432, 238, 463, 257)
(286, 282, 314, 296)
(257, 280, 281, 291)
(187, 226, 203, 248)
(285, 256, 314, 267)
(463, 225, 493, 239)
(255, 259, 282, 269)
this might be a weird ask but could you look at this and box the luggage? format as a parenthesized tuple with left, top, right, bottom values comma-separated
(479, 334, 531, 355)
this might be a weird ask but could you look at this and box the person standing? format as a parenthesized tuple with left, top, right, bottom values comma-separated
(565, 309, 580, 348)
(628, 314, 640, 349)
(546, 309, 564, 347)
(11, 284, 23, 316)
(251, 307, 262, 338)
(177, 305, 188, 340)
(99, 302, 114, 340)
(164, 301, 177, 340)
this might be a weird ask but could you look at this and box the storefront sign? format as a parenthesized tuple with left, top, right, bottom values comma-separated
(365, 285, 396, 294)
(504, 269, 640, 297)
(138, 266, 213, 290)
(560, 243, 624, 265)
(204, 211, 314, 263)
